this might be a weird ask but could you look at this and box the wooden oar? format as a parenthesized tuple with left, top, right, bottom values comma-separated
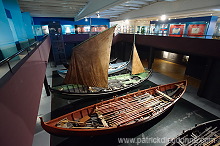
(103, 95, 163, 121)
(96, 96, 155, 127)
(98, 92, 150, 110)
(101, 95, 164, 120)
(97, 93, 154, 115)
(58, 120, 84, 124)
(97, 93, 148, 110)
(71, 126, 105, 129)
(104, 98, 159, 123)
(107, 100, 162, 125)
(106, 98, 163, 124)
(110, 100, 170, 125)
(113, 102, 171, 126)
(111, 109, 154, 126)
(156, 90, 174, 101)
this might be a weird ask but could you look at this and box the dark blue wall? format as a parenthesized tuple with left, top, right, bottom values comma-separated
(33, 17, 110, 27)
(33, 17, 75, 25)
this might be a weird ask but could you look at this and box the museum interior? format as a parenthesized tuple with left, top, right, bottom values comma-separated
(0, 0, 220, 146)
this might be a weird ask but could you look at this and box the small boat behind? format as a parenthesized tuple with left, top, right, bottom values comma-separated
(62, 58, 118, 69)
(108, 61, 129, 75)
(57, 69, 68, 78)
(167, 119, 220, 146)
(40, 80, 187, 136)
(110, 57, 118, 63)
(57, 61, 130, 78)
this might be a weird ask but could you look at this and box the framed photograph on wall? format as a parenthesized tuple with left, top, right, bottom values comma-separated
(187, 24, 206, 37)
(159, 24, 168, 36)
(91, 25, 108, 32)
(169, 24, 185, 37)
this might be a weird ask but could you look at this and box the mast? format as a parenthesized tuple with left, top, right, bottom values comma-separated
(64, 26, 116, 88)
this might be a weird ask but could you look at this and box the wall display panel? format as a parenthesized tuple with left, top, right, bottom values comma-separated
(115, 25, 121, 34)
(169, 24, 185, 37)
(33, 25, 43, 36)
(159, 24, 168, 36)
(75, 25, 90, 34)
(62, 25, 75, 34)
(91, 25, 107, 32)
(187, 24, 206, 37)
(136, 26, 141, 33)
(42, 25, 49, 35)
(141, 26, 146, 34)
(213, 23, 220, 39)
(149, 24, 156, 35)
(137, 26, 147, 34)
(122, 25, 128, 33)
(128, 25, 135, 34)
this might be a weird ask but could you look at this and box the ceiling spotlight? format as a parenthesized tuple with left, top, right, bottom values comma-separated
(96, 12, 100, 18)
(85, 17, 88, 22)
(160, 15, 167, 21)
(125, 19, 129, 24)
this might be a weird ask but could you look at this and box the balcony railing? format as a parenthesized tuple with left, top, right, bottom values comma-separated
(0, 35, 48, 80)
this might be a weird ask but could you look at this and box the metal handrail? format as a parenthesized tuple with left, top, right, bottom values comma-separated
(0, 35, 48, 76)
(0, 35, 48, 67)
(0, 41, 37, 66)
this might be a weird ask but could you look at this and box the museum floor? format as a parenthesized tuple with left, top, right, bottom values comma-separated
(32, 59, 220, 146)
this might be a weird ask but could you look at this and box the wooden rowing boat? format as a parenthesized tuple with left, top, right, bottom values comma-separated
(167, 119, 220, 146)
(40, 80, 187, 136)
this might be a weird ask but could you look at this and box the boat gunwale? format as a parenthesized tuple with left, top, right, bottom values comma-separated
(41, 80, 187, 134)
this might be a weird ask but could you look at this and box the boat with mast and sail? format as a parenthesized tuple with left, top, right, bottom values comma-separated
(50, 26, 152, 98)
